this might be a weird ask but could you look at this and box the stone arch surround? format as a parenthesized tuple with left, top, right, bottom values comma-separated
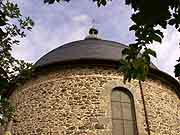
(103, 80, 145, 135)
(10, 65, 180, 135)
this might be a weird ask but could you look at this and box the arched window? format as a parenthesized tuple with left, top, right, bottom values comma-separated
(111, 87, 137, 135)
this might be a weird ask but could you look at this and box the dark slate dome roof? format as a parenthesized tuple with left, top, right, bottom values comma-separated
(35, 39, 157, 68)
(7, 38, 180, 98)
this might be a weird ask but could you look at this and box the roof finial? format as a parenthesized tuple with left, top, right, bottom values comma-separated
(85, 19, 99, 40)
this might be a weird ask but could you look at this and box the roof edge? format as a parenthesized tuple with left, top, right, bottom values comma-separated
(6, 59, 180, 99)
(35, 39, 128, 66)
(35, 60, 180, 98)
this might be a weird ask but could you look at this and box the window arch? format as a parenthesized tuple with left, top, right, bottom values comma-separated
(111, 87, 137, 135)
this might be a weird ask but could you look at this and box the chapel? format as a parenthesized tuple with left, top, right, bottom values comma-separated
(5, 28, 180, 135)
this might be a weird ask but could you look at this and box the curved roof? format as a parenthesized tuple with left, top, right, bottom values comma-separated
(6, 38, 180, 98)
(34, 39, 180, 98)
(35, 39, 157, 68)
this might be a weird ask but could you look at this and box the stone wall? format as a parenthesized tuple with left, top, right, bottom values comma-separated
(10, 65, 180, 135)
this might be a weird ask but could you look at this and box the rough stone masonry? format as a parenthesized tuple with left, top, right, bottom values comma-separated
(10, 65, 180, 135)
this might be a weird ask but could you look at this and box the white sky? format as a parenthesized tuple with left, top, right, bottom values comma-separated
(11, 0, 180, 78)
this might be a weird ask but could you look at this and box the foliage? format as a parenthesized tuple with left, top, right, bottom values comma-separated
(174, 58, 180, 77)
(122, 0, 180, 81)
(44, 0, 180, 82)
(0, 0, 34, 125)
(0, 96, 15, 125)
(44, 0, 110, 6)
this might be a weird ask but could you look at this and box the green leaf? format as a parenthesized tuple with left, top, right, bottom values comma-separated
(168, 19, 176, 26)
(0, 78, 9, 89)
(144, 49, 157, 58)
(122, 48, 129, 55)
(150, 33, 162, 43)
(174, 63, 180, 77)
(159, 21, 167, 29)
(101, 0, 107, 6)
(175, 23, 179, 29)
(155, 30, 164, 38)
(129, 25, 139, 31)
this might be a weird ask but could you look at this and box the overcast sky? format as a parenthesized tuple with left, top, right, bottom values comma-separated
(11, 0, 180, 77)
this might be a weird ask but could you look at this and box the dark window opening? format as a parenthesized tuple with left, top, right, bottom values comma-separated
(111, 87, 137, 135)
